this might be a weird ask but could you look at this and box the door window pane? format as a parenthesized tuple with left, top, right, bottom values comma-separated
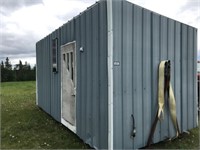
(52, 38, 58, 72)
(71, 52, 73, 81)
(67, 53, 69, 70)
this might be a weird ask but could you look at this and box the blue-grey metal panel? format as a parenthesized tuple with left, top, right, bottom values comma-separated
(75, 1, 108, 148)
(86, 8, 93, 144)
(187, 27, 194, 130)
(160, 16, 169, 140)
(36, 38, 51, 114)
(181, 24, 188, 131)
(168, 18, 176, 137)
(99, 2, 108, 148)
(193, 29, 198, 127)
(36, 42, 42, 107)
(142, 8, 152, 145)
(112, 0, 197, 149)
(50, 29, 61, 122)
(80, 11, 87, 141)
(113, 0, 123, 148)
(36, 1, 108, 149)
(133, 4, 143, 147)
(174, 22, 181, 132)
(122, 1, 133, 149)
(91, 5, 100, 148)
(151, 12, 161, 143)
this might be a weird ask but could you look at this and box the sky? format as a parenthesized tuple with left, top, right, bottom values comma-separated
(0, 0, 199, 67)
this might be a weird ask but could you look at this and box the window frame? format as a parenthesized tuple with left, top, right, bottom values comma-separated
(52, 38, 58, 73)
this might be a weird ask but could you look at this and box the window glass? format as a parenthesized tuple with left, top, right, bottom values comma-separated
(197, 62, 200, 73)
(71, 52, 73, 81)
(52, 38, 58, 72)
(67, 53, 69, 70)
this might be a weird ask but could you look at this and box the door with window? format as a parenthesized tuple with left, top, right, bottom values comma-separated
(61, 42, 76, 131)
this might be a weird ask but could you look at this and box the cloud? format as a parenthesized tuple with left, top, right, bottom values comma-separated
(0, 0, 96, 66)
(180, 0, 199, 12)
(128, 0, 188, 23)
(128, 0, 200, 60)
(0, 0, 43, 15)
(0, 0, 199, 66)
(178, 0, 200, 60)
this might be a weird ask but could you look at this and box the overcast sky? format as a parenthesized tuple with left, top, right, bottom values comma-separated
(0, 0, 199, 66)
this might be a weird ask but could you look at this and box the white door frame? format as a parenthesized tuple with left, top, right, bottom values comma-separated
(60, 41, 77, 133)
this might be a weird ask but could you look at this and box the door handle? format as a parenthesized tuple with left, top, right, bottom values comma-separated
(72, 88, 76, 96)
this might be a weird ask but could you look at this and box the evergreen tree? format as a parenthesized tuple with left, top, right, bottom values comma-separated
(5, 57, 12, 70)
(1, 61, 4, 69)
(1, 57, 14, 81)
(1, 61, 5, 82)
(1, 58, 36, 82)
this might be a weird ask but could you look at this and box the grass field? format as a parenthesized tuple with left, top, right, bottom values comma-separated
(1, 81, 199, 149)
(1, 81, 89, 149)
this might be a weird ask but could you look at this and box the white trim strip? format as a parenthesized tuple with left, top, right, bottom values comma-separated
(61, 118, 76, 133)
(60, 41, 76, 49)
(107, 0, 114, 149)
(36, 53, 38, 105)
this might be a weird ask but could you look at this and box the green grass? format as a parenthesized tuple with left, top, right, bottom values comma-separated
(148, 125, 199, 149)
(0, 81, 199, 149)
(1, 81, 89, 149)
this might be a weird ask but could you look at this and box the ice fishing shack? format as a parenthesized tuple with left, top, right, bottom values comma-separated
(36, 0, 198, 149)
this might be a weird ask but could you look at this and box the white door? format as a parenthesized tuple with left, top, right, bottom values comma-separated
(61, 42, 76, 132)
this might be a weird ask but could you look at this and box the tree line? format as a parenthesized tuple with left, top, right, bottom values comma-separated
(1, 57, 36, 82)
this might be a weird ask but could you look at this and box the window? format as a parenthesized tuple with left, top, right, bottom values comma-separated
(63, 54, 66, 61)
(67, 53, 69, 70)
(71, 52, 73, 81)
(197, 61, 200, 73)
(52, 38, 58, 72)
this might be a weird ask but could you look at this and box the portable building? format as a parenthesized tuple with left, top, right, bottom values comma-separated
(36, 0, 198, 149)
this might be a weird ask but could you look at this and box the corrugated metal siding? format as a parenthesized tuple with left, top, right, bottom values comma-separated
(36, 38, 51, 114)
(51, 29, 61, 122)
(36, 1, 108, 149)
(36, 0, 197, 149)
(36, 30, 61, 122)
(112, 0, 197, 149)
(74, 2, 108, 148)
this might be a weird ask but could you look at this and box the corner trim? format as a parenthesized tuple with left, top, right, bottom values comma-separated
(36, 50, 38, 106)
(107, 0, 114, 149)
